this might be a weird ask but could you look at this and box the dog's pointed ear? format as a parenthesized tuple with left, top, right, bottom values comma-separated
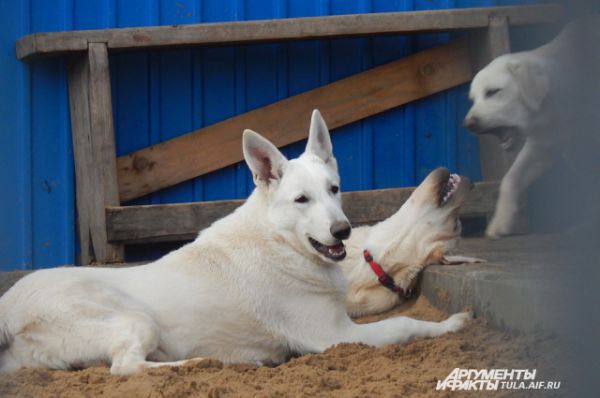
(305, 109, 334, 163)
(507, 60, 550, 111)
(243, 129, 287, 187)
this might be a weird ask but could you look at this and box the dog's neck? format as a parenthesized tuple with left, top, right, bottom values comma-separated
(364, 204, 417, 260)
(527, 96, 563, 143)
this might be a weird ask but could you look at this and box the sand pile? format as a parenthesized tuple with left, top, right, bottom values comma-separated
(0, 296, 562, 398)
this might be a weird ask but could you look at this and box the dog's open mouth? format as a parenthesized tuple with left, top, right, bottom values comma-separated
(439, 174, 461, 206)
(479, 127, 519, 151)
(308, 237, 346, 261)
(497, 129, 517, 151)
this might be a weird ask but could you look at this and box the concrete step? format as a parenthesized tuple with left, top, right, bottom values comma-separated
(421, 234, 568, 333)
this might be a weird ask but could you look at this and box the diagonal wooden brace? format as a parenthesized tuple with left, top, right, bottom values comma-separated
(116, 38, 474, 202)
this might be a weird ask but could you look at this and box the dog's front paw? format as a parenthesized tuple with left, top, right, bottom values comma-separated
(443, 311, 473, 333)
(485, 214, 516, 240)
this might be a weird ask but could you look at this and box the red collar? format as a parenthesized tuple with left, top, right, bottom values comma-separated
(363, 249, 413, 298)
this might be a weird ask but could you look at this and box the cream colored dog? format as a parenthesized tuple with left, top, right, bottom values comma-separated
(341, 167, 479, 317)
(0, 110, 471, 375)
(464, 17, 600, 238)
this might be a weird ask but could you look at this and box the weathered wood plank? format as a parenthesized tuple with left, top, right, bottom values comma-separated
(106, 181, 499, 244)
(117, 38, 473, 202)
(487, 15, 512, 59)
(344, 181, 499, 225)
(67, 55, 94, 264)
(16, 5, 561, 60)
(469, 15, 511, 70)
(68, 54, 116, 264)
(87, 43, 124, 262)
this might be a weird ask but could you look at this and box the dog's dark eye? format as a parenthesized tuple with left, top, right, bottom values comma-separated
(330, 185, 339, 194)
(485, 88, 502, 98)
(295, 195, 309, 204)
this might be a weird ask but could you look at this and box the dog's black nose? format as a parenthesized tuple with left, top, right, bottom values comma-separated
(331, 221, 351, 240)
(463, 116, 481, 131)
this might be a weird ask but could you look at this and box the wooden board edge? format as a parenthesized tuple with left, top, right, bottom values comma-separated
(106, 181, 499, 244)
(16, 4, 561, 60)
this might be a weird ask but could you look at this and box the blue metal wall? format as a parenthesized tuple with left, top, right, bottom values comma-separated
(0, 0, 534, 271)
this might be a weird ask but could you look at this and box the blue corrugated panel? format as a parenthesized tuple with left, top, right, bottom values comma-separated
(1, 0, 525, 270)
(0, 0, 32, 270)
(30, 0, 75, 269)
(371, 0, 415, 189)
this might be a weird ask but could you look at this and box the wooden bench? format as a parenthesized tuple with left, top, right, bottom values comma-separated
(16, 4, 561, 264)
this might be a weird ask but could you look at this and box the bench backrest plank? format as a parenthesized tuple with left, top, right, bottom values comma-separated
(106, 181, 499, 244)
(17, 5, 561, 60)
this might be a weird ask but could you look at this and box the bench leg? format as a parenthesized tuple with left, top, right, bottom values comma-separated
(67, 43, 124, 264)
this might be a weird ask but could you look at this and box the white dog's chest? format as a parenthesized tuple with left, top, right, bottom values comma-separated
(129, 256, 345, 364)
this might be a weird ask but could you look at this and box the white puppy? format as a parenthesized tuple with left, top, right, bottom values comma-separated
(0, 110, 470, 375)
(464, 17, 600, 238)
(341, 167, 480, 317)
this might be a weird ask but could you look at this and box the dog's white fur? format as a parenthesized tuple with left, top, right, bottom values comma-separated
(341, 168, 481, 317)
(0, 110, 470, 375)
(465, 17, 600, 238)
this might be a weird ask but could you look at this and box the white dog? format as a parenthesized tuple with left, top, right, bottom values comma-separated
(341, 167, 480, 317)
(0, 110, 470, 375)
(464, 17, 600, 238)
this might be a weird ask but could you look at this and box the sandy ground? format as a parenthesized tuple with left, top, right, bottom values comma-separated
(0, 295, 563, 398)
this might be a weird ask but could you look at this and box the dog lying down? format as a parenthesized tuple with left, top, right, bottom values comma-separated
(341, 167, 482, 317)
(0, 110, 471, 375)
